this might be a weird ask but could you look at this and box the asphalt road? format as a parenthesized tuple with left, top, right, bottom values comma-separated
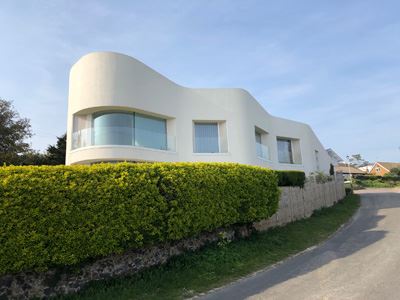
(198, 188, 400, 300)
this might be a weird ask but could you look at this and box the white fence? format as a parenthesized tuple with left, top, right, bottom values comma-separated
(255, 174, 346, 231)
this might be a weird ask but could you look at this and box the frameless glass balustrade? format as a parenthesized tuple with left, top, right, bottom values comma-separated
(72, 112, 175, 151)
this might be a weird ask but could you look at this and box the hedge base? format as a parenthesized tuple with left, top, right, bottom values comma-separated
(0, 225, 252, 299)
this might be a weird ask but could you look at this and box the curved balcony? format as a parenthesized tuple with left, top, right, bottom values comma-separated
(71, 127, 176, 152)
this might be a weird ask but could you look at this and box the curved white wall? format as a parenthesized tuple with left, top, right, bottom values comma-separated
(67, 52, 332, 174)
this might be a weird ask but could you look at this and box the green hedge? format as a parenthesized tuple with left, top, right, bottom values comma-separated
(0, 162, 280, 275)
(276, 170, 306, 187)
(354, 175, 400, 181)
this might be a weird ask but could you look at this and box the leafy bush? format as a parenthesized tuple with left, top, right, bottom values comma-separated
(345, 187, 353, 195)
(0, 162, 280, 275)
(353, 174, 400, 188)
(354, 175, 400, 181)
(310, 171, 333, 184)
(390, 168, 400, 176)
(354, 179, 399, 188)
(276, 170, 306, 187)
(329, 163, 335, 176)
(155, 164, 279, 240)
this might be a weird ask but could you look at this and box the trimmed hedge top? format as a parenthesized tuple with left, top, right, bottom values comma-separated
(276, 170, 306, 187)
(354, 174, 400, 181)
(0, 162, 280, 275)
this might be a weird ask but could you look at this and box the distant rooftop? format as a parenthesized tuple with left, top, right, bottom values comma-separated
(375, 162, 400, 171)
(335, 163, 366, 174)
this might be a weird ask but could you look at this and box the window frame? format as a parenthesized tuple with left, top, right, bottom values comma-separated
(255, 128, 269, 160)
(88, 110, 168, 150)
(193, 121, 221, 153)
(277, 137, 294, 164)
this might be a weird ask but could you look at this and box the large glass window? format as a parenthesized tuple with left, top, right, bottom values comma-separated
(277, 138, 293, 164)
(93, 112, 134, 146)
(134, 113, 167, 150)
(90, 111, 167, 150)
(194, 122, 219, 153)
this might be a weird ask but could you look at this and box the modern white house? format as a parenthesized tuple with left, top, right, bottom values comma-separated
(66, 52, 332, 174)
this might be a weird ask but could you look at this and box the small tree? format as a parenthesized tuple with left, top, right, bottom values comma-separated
(46, 133, 66, 165)
(19, 151, 48, 166)
(0, 99, 32, 165)
(329, 163, 335, 176)
(348, 154, 369, 168)
(19, 134, 67, 165)
(390, 168, 400, 176)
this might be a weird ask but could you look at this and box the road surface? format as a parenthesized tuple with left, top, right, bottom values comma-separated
(199, 188, 400, 300)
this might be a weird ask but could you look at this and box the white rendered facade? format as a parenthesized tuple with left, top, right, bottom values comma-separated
(67, 52, 332, 174)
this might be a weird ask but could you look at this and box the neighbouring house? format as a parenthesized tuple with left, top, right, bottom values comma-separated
(369, 162, 400, 176)
(335, 163, 366, 180)
(358, 164, 374, 173)
(66, 52, 333, 174)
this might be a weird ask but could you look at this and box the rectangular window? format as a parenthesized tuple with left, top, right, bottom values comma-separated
(255, 131, 263, 158)
(277, 138, 293, 164)
(194, 122, 219, 153)
(255, 131, 262, 144)
(255, 127, 269, 160)
(315, 150, 320, 171)
(134, 113, 167, 150)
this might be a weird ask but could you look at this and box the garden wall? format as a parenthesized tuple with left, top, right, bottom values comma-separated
(0, 225, 252, 299)
(255, 174, 345, 231)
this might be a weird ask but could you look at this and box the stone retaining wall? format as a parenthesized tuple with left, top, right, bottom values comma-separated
(254, 174, 345, 231)
(0, 225, 253, 299)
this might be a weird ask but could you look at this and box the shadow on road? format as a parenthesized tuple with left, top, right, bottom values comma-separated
(202, 190, 400, 300)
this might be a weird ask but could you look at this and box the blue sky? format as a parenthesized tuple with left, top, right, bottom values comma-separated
(0, 0, 399, 162)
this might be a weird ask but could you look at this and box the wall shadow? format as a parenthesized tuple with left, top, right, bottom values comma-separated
(202, 191, 400, 300)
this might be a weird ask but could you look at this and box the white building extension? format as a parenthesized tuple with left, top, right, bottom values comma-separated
(66, 52, 332, 174)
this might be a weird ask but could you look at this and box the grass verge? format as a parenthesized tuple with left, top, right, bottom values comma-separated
(354, 179, 400, 189)
(58, 194, 360, 300)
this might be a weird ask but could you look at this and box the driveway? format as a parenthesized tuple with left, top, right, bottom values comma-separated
(198, 188, 400, 300)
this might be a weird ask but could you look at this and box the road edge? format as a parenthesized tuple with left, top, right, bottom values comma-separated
(192, 194, 361, 299)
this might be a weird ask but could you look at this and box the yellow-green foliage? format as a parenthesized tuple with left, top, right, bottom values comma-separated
(0, 162, 279, 275)
(154, 163, 279, 240)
